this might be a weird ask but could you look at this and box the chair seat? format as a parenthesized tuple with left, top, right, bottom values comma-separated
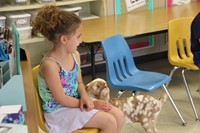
(109, 70, 171, 92)
(72, 129, 99, 133)
(170, 59, 199, 70)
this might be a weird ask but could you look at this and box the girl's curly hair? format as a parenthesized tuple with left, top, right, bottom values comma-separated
(32, 5, 81, 43)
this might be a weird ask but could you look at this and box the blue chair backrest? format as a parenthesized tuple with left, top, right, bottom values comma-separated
(102, 34, 138, 86)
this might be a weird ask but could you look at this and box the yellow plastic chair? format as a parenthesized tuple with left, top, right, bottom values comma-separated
(168, 17, 199, 121)
(32, 65, 99, 133)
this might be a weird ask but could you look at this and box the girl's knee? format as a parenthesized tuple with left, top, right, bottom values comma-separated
(105, 114, 118, 128)
(118, 110, 126, 128)
(98, 114, 118, 133)
(113, 107, 126, 124)
(119, 109, 126, 122)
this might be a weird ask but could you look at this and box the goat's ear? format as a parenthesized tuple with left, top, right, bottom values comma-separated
(85, 83, 90, 90)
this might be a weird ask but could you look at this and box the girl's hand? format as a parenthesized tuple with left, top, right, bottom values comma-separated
(93, 100, 112, 112)
(80, 97, 94, 111)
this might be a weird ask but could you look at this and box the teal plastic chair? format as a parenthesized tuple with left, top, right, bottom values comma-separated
(101, 34, 186, 125)
(12, 23, 21, 75)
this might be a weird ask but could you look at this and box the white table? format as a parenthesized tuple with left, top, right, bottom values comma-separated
(0, 123, 27, 133)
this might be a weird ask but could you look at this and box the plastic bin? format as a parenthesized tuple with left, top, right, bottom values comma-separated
(4, 12, 31, 28)
(25, 9, 37, 21)
(0, 16, 6, 28)
(8, 26, 32, 40)
(61, 6, 82, 16)
(8, 0, 30, 5)
(34, 0, 55, 4)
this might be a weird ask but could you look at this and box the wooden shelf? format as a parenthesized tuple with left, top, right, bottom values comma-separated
(0, 0, 98, 12)
(20, 37, 45, 45)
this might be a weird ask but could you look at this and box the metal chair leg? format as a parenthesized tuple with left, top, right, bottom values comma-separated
(182, 69, 199, 121)
(117, 90, 125, 98)
(166, 66, 180, 87)
(162, 85, 187, 126)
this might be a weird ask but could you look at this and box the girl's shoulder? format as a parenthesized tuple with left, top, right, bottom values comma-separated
(39, 57, 60, 77)
(41, 57, 58, 68)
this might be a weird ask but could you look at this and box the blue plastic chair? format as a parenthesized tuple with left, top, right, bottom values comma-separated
(101, 34, 186, 125)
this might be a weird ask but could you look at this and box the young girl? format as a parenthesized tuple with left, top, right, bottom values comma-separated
(33, 5, 125, 133)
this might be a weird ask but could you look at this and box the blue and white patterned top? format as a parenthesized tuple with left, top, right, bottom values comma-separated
(38, 54, 80, 113)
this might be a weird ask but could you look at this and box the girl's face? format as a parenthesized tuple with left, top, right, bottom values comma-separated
(65, 24, 82, 53)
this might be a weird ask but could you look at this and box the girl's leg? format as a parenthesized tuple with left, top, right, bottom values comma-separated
(107, 106, 125, 133)
(84, 106, 125, 133)
(84, 111, 118, 133)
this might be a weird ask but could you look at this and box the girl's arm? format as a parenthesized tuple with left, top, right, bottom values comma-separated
(40, 59, 80, 108)
(74, 51, 112, 112)
(74, 51, 94, 111)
